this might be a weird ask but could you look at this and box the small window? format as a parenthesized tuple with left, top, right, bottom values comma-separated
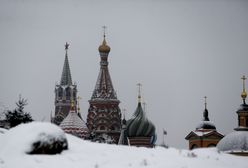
(207, 144, 216, 147)
(100, 126, 105, 130)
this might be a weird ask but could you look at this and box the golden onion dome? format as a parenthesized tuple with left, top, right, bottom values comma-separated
(241, 91, 247, 99)
(98, 37, 111, 53)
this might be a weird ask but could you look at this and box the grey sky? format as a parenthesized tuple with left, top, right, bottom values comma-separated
(0, 0, 248, 148)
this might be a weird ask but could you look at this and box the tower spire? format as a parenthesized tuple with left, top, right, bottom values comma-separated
(241, 75, 247, 104)
(60, 42, 72, 85)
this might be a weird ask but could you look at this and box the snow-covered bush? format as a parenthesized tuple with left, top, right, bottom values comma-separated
(0, 122, 68, 155)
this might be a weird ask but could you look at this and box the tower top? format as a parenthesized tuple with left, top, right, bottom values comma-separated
(98, 26, 111, 53)
(241, 75, 247, 104)
(60, 42, 72, 85)
(204, 96, 207, 110)
(65, 42, 69, 50)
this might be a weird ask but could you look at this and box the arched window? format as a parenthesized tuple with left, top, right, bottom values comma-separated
(58, 87, 63, 98)
(111, 126, 115, 130)
(100, 126, 105, 130)
(191, 144, 198, 150)
(207, 144, 216, 147)
(65, 87, 71, 100)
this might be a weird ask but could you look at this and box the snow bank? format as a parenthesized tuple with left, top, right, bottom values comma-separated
(0, 122, 247, 168)
(0, 122, 67, 155)
(0, 128, 7, 134)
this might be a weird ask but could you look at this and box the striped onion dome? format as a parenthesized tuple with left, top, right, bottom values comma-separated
(126, 101, 156, 139)
(60, 105, 89, 139)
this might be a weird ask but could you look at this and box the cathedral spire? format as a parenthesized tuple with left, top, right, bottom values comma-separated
(60, 42, 72, 85)
(241, 75, 247, 104)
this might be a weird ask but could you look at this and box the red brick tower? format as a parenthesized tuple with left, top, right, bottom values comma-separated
(53, 43, 78, 125)
(87, 28, 121, 143)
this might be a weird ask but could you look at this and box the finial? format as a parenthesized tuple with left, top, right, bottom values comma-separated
(122, 108, 126, 119)
(98, 26, 111, 53)
(65, 42, 69, 50)
(204, 96, 207, 109)
(241, 75, 247, 104)
(77, 96, 82, 112)
(70, 98, 75, 111)
(137, 83, 142, 103)
(102, 25, 107, 39)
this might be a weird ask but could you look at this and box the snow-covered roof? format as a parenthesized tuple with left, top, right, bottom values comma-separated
(217, 131, 248, 152)
(60, 108, 88, 138)
(193, 130, 213, 136)
(185, 130, 224, 140)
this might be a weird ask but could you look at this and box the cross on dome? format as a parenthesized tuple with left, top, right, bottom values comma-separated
(204, 96, 207, 109)
(137, 83, 142, 102)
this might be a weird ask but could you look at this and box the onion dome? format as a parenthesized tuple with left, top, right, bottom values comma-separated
(98, 35, 111, 53)
(126, 85, 156, 139)
(126, 102, 156, 137)
(217, 131, 248, 152)
(196, 96, 216, 130)
(60, 101, 89, 138)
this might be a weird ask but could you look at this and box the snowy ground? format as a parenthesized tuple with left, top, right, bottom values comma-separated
(0, 122, 247, 168)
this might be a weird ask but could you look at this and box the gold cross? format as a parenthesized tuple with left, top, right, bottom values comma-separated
(137, 83, 142, 102)
(102, 26, 107, 38)
(241, 75, 247, 91)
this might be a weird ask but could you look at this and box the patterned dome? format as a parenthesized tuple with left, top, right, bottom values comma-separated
(60, 106, 89, 138)
(126, 102, 156, 138)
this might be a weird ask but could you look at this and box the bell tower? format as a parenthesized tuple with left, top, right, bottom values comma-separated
(87, 27, 121, 143)
(53, 43, 78, 125)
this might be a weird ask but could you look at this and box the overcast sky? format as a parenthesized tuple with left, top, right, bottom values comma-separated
(0, 0, 248, 149)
